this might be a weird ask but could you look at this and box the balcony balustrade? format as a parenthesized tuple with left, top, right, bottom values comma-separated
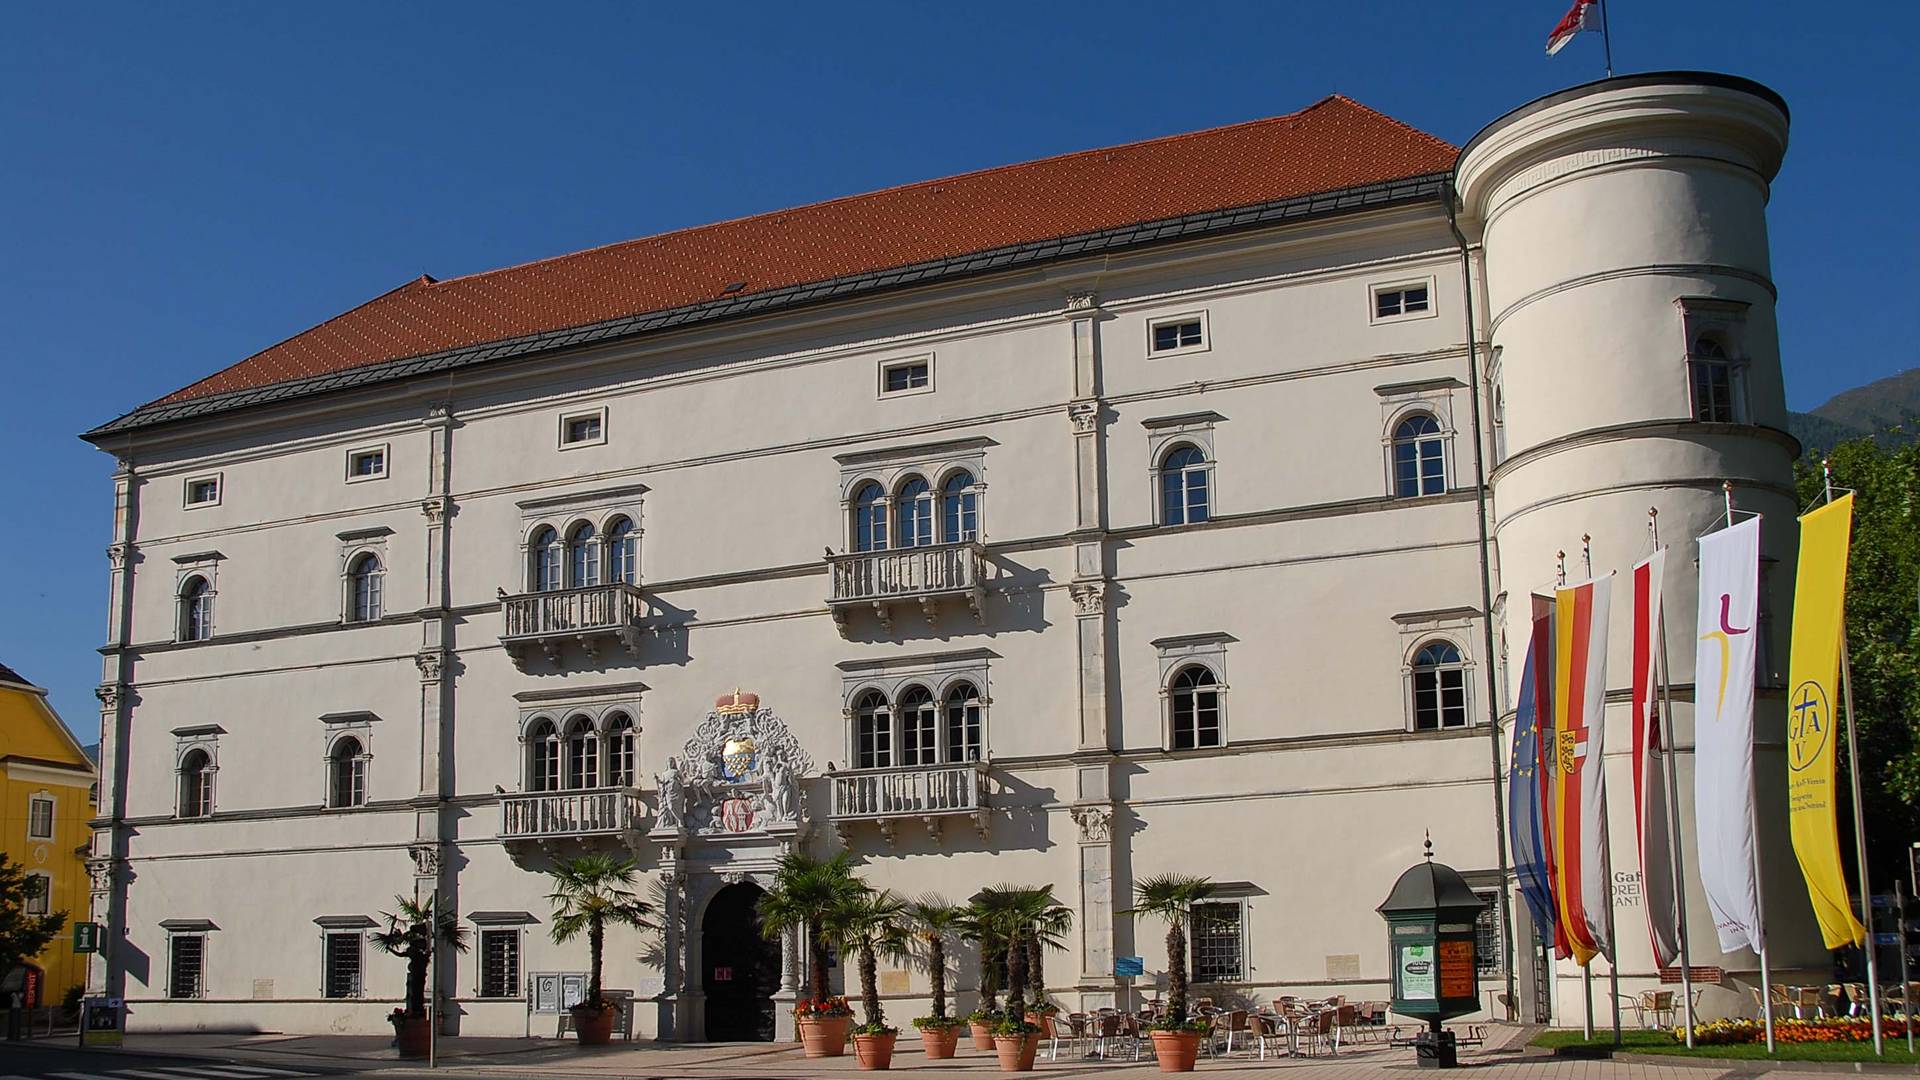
(500, 787, 648, 843)
(826, 542, 986, 634)
(827, 760, 988, 844)
(499, 583, 646, 670)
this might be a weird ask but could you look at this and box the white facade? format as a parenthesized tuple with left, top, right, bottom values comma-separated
(82, 73, 1819, 1038)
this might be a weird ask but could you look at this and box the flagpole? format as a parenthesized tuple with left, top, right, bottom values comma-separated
(1651, 508, 1697, 1048)
(1598, 0, 1615, 77)
(1725, 483, 1776, 1055)
(1827, 463, 1886, 1055)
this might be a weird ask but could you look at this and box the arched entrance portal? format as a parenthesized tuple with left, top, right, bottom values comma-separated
(702, 882, 779, 1041)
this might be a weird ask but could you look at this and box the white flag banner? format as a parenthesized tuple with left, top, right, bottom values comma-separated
(1693, 516, 1763, 953)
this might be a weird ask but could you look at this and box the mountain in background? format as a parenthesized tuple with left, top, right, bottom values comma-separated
(1789, 367, 1920, 454)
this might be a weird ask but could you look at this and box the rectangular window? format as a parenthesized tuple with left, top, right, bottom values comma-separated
(346, 446, 388, 482)
(183, 476, 221, 507)
(324, 932, 362, 998)
(27, 796, 54, 840)
(480, 930, 521, 998)
(880, 358, 932, 396)
(24, 873, 51, 916)
(558, 409, 607, 448)
(1374, 286, 1430, 319)
(169, 935, 206, 999)
(1473, 891, 1505, 976)
(1191, 901, 1245, 984)
(1148, 314, 1207, 356)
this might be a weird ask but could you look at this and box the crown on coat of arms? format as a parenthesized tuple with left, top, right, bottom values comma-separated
(714, 688, 760, 716)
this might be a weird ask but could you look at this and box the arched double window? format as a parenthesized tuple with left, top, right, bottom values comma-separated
(944, 682, 983, 762)
(527, 720, 561, 792)
(1169, 665, 1223, 750)
(348, 554, 383, 622)
(854, 690, 892, 769)
(179, 575, 214, 642)
(1159, 445, 1210, 526)
(897, 686, 938, 766)
(1392, 414, 1446, 497)
(328, 737, 367, 808)
(567, 523, 600, 588)
(896, 477, 935, 548)
(565, 715, 600, 789)
(1411, 640, 1469, 730)
(605, 712, 637, 788)
(606, 517, 638, 586)
(941, 471, 978, 543)
(850, 682, 985, 768)
(851, 482, 888, 553)
(529, 527, 563, 592)
(178, 749, 215, 817)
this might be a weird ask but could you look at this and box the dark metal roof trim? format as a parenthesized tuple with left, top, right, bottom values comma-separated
(84, 173, 1452, 440)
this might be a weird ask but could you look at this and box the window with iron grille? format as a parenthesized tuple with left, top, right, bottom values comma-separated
(1473, 891, 1505, 975)
(324, 932, 362, 998)
(27, 795, 54, 839)
(169, 935, 205, 999)
(1191, 901, 1245, 984)
(480, 930, 520, 998)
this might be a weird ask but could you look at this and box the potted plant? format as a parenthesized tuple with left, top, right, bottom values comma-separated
(969, 884, 1071, 1072)
(546, 853, 655, 1046)
(369, 894, 469, 1059)
(842, 888, 910, 1070)
(1129, 873, 1216, 1072)
(907, 895, 966, 1059)
(758, 850, 866, 1057)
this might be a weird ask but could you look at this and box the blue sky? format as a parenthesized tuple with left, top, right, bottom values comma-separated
(3, 2, 1912, 734)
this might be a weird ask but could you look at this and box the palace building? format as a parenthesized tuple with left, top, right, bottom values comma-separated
(81, 72, 1820, 1038)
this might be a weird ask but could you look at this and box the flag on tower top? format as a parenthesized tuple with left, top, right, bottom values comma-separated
(1547, 0, 1601, 55)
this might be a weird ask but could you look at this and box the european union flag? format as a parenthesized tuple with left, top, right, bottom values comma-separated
(1509, 614, 1556, 947)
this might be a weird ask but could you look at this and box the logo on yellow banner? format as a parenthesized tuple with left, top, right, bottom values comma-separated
(1788, 680, 1830, 773)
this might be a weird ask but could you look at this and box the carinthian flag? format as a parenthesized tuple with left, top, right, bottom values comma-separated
(1546, 0, 1601, 55)
(1694, 517, 1763, 952)
(1509, 597, 1557, 948)
(1787, 494, 1868, 949)
(1630, 549, 1682, 967)
(1552, 573, 1614, 965)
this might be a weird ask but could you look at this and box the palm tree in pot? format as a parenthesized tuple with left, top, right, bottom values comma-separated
(839, 888, 911, 1069)
(546, 854, 655, 1045)
(759, 850, 865, 1056)
(1128, 874, 1216, 1072)
(369, 894, 469, 1058)
(907, 895, 967, 1058)
(969, 884, 1073, 1071)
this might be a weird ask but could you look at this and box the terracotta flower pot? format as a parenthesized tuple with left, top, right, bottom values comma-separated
(391, 1014, 431, 1058)
(800, 1014, 852, 1057)
(854, 1030, 897, 1070)
(571, 1003, 618, 1045)
(994, 1033, 1039, 1072)
(1151, 1030, 1202, 1073)
(970, 1021, 996, 1049)
(921, 1026, 960, 1059)
(1026, 1012, 1056, 1038)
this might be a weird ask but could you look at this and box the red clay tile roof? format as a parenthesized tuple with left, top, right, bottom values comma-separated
(150, 95, 1455, 408)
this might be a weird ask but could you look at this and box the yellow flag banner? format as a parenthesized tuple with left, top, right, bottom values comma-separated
(1786, 493, 1866, 949)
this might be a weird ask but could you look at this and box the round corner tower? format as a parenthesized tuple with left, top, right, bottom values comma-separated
(1459, 73, 1822, 1010)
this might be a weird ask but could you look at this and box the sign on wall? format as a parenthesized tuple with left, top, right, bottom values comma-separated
(73, 922, 101, 954)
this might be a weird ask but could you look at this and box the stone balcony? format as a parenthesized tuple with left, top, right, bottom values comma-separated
(826, 761, 988, 844)
(500, 787, 648, 849)
(499, 583, 646, 670)
(826, 542, 986, 635)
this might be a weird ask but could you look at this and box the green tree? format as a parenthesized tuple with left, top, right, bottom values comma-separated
(1795, 437, 1920, 886)
(906, 895, 966, 1023)
(968, 884, 1073, 1026)
(1126, 873, 1216, 1025)
(546, 854, 655, 1009)
(0, 854, 65, 977)
(836, 888, 910, 1032)
(758, 850, 865, 1005)
(368, 894, 469, 1018)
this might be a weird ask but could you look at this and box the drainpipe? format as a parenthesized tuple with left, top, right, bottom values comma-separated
(1446, 181, 1518, 1018)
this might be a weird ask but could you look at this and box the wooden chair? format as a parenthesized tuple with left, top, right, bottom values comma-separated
(1248, 1013, 1290, 1060)
(1795, 987, 1823, 1019)
(1299, 1009, 1337, 1057)
(1644, 990, 1676, 1029)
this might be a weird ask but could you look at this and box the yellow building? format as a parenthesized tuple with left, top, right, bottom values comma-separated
(1, 661, 95, 1005)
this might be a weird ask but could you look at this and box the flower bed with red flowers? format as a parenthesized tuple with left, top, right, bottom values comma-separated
(1681, 1017, 1914, 1045)
(794, 995, 853, 1018)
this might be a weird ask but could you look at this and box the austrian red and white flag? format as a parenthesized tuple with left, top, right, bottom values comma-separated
(1630, 549, 1683, 968)
(1546, 0, 1600, 55)
(1551, 572, 1614, 966)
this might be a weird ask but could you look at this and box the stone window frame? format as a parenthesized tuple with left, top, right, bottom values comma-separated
(1394, 607, 1480, 733)
(516, 484, 648, 593)
(1676, 297, 1752, 424)
(1188, 880, 1260, 986)
(835, 438, 992, 552)
(1376, 379, 1462, 499)
(314, 914, 376, 998)
(173, 550, 223, 643)
(337, 527, 392, 625)
(172, 724, 224, 818)
(319, 712, 376, 809)
(1369, 275, 1438, 325)
(557, 405, 608, 450)
(513, 683, 646, 793)
(470, 912, 538, 998)
(344, 443, 390, 484)
(182, 472, 222, 509)
(877, 353, 935, 399)
(1146, 310, 1210, 359)
(1153, 632, 1233, 751)
(160, 918, 218, 999)
(1143, 412, 1224, 528)
(26, 791, 54, 840)
(837, 648, 993, 770)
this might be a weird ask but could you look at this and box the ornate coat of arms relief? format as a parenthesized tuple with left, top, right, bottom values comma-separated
(653, 690, 811, 838)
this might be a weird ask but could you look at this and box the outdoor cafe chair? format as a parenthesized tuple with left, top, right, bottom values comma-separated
(1248, 1013, 1291, 1060)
